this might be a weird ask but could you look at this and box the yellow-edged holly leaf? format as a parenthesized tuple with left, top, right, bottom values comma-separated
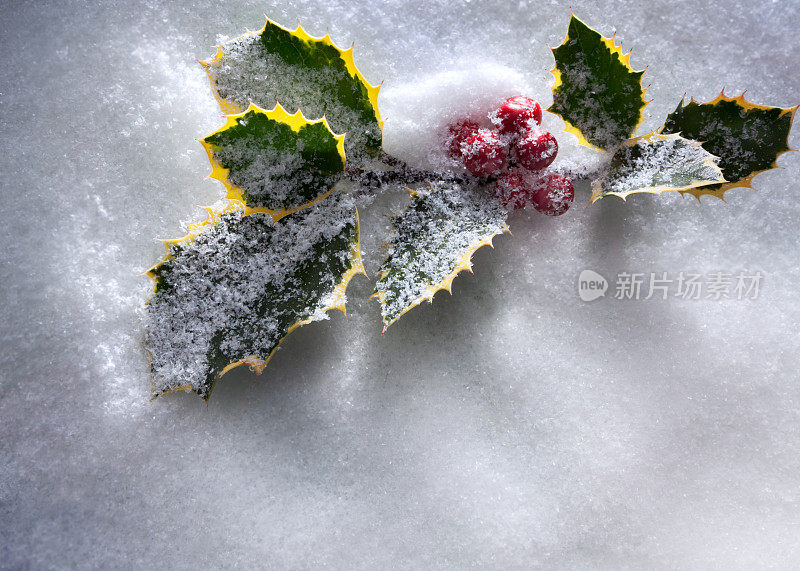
(373, 182, 509, 332)
(661, 92, 797, 200)
(201, 19, 382, 167)
(550, 14, 648, 151)
(144, 193, 365, 401)
(590, 133, 725, 203)
(201, 102, 345, 220)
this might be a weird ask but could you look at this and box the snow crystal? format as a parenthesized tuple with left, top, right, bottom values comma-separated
(380, 62, 532, 174)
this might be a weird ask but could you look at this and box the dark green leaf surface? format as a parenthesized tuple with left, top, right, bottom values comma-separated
(661, 93, 796, 199)
(202, 107, 345, 213)
(550, 15, 647, 151)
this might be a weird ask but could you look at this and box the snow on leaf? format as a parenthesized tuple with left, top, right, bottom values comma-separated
(201, 102, 345, 220)
(373, 182, 509, 332)
(144, 193, 365, 401)
(661, 92, 797, 200)
(201, 18, 383, 167)
(590, 133, 725, 203)
(549, 14, 648, 151)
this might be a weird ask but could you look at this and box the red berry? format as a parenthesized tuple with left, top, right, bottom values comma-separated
(516, 129, 558, 171)
(531, 174, 574, 216)
(461, 128, 507, 177)
(447, 120, 480, 158)
(493, 169, 529, 209)
(490, 96, 542, 136)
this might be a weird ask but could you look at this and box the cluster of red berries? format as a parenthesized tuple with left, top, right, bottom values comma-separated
(447, 96, 574, 216)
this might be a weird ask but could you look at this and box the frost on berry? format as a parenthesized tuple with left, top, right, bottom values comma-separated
(516, 129, 558, 172)
(493, 169, 529, 210)
(447, 120, 481, 158)
(489, 96, 543, 136)
(531, 174, 574, 216)
(461, 128, 507, 177)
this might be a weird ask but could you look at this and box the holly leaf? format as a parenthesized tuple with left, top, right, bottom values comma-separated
(374, 182, 509, 332)
(590, 133, 725, 202)
(661, 92, 797, 200)
(201, 102, 345, 219)
(201, 19, 382, 167)
(144, 193, 364, 400)
(550, 14, 648, 151)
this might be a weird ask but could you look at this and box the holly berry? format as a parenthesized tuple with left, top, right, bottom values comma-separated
(516, 129, 558, 171)
(461, 128, 507, 177)
(493, 169, 529, 209)
(490, 96, 542, 136)
(530, 174, 574, 216)
(445, 97, 566, 209)
(447, 120, 480, 158)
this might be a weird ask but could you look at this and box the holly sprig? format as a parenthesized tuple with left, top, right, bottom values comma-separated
(144, 15, 796, 400)
(550, 14, 797, 201)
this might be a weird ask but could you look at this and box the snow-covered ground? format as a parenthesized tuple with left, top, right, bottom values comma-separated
(2, 0, 799, 567)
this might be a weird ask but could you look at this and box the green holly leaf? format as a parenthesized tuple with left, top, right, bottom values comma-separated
(550, 14, 648, 151)
(201, 102, 345, 219)
(661, 92, 797, 200)
(145, 194, 364, 400)
(374, 183, 509, 332)
(201, 19, 382, 167)
(590, 133, 726, 202)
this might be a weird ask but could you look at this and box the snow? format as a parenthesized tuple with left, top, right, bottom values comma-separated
(380, 61, 603, 177)
(2, 0, 800, 568)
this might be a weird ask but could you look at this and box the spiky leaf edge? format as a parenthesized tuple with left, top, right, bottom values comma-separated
(199, 18, 383, 134)
(199, 102, 346, 221)
(548, 12, 650, 152)
(371, 186, 511, 333)
(660, 91, 798, 201)
(589, 132, 726, 203)
(144, 199, 366, 400)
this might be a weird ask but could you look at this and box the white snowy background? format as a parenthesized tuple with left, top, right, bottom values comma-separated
(2, 0, 800, 567)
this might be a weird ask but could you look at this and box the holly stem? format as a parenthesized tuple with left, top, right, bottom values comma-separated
(344, 151, 595, 193)
(344, 151, 469, 190)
